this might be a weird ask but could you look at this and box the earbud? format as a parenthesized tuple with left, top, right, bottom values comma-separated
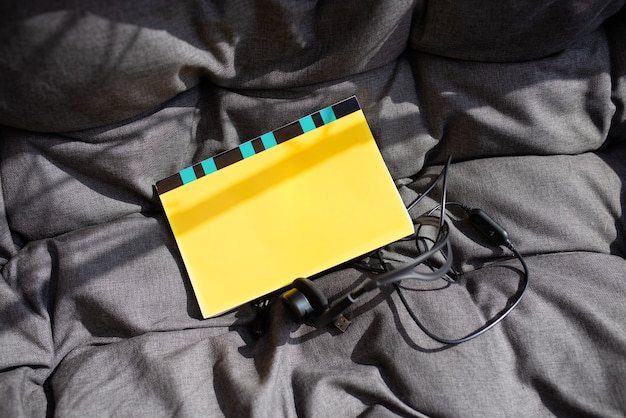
(281, 278, 356, 331)
(282, 278, 329, 322)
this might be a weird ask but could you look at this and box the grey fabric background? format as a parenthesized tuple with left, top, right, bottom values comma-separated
(410, 0, 625, 61)
(1, 1, 625, 417)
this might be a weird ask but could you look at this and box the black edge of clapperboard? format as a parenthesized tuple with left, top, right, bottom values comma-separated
(155, 96, 361, 195)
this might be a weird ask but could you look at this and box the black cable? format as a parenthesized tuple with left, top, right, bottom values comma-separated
(438, 156, 452, 232)
(352, 160, 455, 294)
(369, 218, 453, 287)
(393, 240, 529, 345)
(426, 202, 470, 217)
(405, 157, 451, 213)
(383, 158, 530, 344)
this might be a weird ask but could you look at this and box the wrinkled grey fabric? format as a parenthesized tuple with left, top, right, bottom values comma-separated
(1, 1, 625, 417)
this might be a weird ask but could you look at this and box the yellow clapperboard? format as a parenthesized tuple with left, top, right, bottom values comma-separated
(156, 96, 414, 318)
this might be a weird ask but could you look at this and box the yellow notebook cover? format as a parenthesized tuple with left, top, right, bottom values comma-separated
(156, 97, 414, 318)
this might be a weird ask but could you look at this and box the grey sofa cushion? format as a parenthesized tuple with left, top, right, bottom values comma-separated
(411, 0, 626, 61)
(0, 0, 415, 132)
(1, 1, 625, 417)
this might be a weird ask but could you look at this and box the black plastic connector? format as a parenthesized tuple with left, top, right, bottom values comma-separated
(468, 208, 510, 247)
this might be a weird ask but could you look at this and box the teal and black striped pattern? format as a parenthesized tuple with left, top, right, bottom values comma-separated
(156, 96, 361, 194)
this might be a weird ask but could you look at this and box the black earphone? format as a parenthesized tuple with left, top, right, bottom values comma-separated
(280, 157, 530, 345)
